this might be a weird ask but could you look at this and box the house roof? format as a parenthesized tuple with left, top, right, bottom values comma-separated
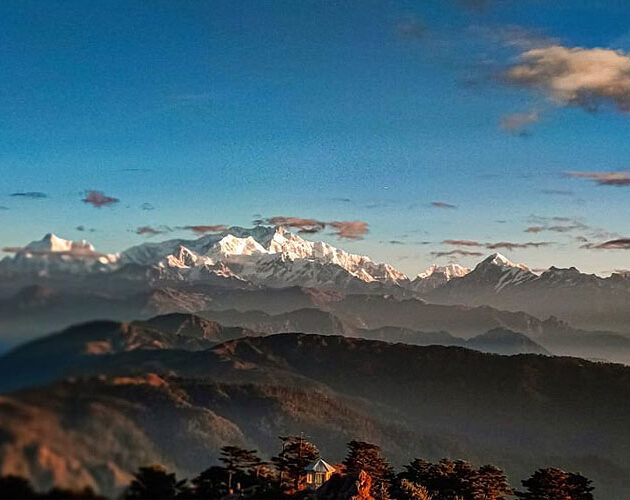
(305, 458, 336, 473)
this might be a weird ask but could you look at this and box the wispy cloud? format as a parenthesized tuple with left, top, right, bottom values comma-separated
(443, 239, 482, 246)
(260, 216, 369, 240)
(541, 189, 573, 196)
(524, 217, 587, 233)
(485, 241, 551, 250)
(10, 192, 47, 199)
(584, 238, 630, 250)
(180, 225, 228, 234)
(480, 24, 557, 50)
(431, 249, 484, 258)
(82, 190, 119, 208)
(505, 45, 630, 112)
(396, 15, 425, 40)
(136, 226, 168, 236)
(440, 238, 552, 251)
(499, 110, 540, 135)
(431, 201, 457, 209)
(565, 171, 630, 186)
(328, 221, 369, 240)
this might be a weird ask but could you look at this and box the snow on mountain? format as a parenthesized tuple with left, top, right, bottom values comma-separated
(10, 230, 606, 305)
(410, 263, 470, 294)
(0, 233, 119, 276)
(481, 253, 530, 272)
(418, 263, 470, 281)
(463, 253, 536, 292)
(144, 226, 409, 289)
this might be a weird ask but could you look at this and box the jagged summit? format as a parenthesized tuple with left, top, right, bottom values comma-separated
(418, 263, 470, 280)
(476, 253, 531, 272)
(120, 225, 410, 289)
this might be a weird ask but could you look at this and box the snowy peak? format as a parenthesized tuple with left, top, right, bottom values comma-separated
(211, 235, 267, 257)
(0, 233, 119, 277)
(25, 233, 96, 256)
(410, 263, 469, 293)
(418, 263, 470, 280)
(143, 226, 409, 288)
(477, 253, 530, 272)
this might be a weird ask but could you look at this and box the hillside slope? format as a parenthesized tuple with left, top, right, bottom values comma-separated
(1, 334, 630, 498)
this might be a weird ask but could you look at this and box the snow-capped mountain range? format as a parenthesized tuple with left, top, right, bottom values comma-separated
(0, 233, 119, 276)
(3, 226, 630, 334)
(0, 227, 414, 290)
(3, 227, 630, 334)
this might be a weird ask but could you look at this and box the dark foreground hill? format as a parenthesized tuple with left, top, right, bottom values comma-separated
(1, 333, 630, 498)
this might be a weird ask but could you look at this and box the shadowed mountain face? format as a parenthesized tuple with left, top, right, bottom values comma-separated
(0, 314, 550, 395)
(466, 328, 550, 356)
(0, 314, 257, 393)
(0, 283, 547, 345)
(427, 255, 630, 334)
(1, 333, 630, 498)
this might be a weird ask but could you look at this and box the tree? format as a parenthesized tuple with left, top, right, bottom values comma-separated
(343, 440, 394, 500)
(190, 466, 225, 499)
(0, 475, 36, 500)
(399, 478, 434, 500)
(516, 468, 594, 500)
(124, 465, 189, 500)
(219, 445, 264, 490)
(471, 465, 512, 500)
(398, 459, 511, 500)
(272, 435, 319, 493)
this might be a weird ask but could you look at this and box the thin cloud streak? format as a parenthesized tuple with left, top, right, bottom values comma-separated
(431, 249, 484, 258)
(82, 190, 120, 208)
(181, 225, 228, 234)
(500, 110, 540, 135)
(431, 202, 457, 209)
(584, 238, 630, 250)
(441, 238, 552, 251)
(565, 171, 630, 186)
(10, 192, 47, 199)
(260, 216, 369, 240)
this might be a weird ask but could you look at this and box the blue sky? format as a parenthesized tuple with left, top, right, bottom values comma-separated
(2, 0, 630, 275)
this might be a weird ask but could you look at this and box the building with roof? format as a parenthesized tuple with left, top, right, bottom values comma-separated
(305, 458, 336, 489)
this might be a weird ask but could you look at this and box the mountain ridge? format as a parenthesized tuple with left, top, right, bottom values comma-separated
(2, 332, 630, 498)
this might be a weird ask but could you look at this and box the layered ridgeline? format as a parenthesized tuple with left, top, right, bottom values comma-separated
(1, 328, 630, 498)
(0, 313, 552, 394)
(2, 227, 630, 352)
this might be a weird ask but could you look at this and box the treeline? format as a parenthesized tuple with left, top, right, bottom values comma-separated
(0, 437, 594, 499)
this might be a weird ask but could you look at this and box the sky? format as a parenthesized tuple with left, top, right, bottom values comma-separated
(2, 0, 630, 276)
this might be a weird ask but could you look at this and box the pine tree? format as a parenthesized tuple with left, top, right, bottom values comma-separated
(343, 440, 394, 500)
(398, 459, 511, 500)
(190, 466, 225, 499)
(124, 465, 189, 500)
(516, 468, 594, 500)
(272, 435, 319, 493)
(219, 445, 264, 490)
(399, 479, 434, 500)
